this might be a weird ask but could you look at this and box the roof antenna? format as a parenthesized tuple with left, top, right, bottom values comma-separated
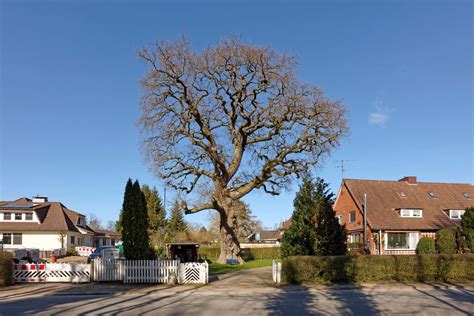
(335, 160, 356, 179)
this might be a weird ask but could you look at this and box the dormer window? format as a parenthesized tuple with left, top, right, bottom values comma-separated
(449, 209, 465, 219)
(400, 209, 423, 218)
(463, 192, 471, 199)
(427, 191, 436, 199)
(77, 216, 85, 226)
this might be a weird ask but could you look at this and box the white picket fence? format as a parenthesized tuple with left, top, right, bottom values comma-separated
(272, 260, 281, 284)
(124, 260, 179, 284)
(92, 258, 124, 282)
(92, 259, 207, 284)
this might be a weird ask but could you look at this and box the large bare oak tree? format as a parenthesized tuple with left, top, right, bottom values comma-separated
(138, 37, 347, 263)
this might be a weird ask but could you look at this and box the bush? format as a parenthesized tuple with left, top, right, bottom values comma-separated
(66, 247, 78, 256)
(436, 228, 457, 254)
(282, 254, 474, 284)
(0, 251, 14, 286)
(199, 246, 280, 263)
(417, 237, 436, 254)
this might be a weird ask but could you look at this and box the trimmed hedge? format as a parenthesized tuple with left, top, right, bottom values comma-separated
(417, 237, 436, 254)
(282, 254, 474, 284)
(199, 246, 280, 262)
(436, 228, 457, 254)
(0, 251, 14, 286)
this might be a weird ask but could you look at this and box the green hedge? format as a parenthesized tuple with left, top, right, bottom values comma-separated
(282, 254, 474, 284)
(199, 246, 280, 262)
(436, 228, 457, 254)
(417, 237, 436, 254)
(0, 251, 14, 286)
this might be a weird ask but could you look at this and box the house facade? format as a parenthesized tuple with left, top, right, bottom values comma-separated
(0, 197, 95, 253)
(333, 176, 474, 255)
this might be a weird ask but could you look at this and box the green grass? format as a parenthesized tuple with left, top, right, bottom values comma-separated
(209, 259, 275, 276)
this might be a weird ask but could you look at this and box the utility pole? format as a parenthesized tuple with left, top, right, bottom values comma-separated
(163, 187, 167, 214)
(363, 193, 367, 253)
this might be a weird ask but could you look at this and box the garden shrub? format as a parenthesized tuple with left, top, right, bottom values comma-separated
(0, 251, 14, 286)
(281, 254, 474, 284)
(66, 247, 78, 256)
(417, 237, 436, 254)
(436, 228, 457, 254)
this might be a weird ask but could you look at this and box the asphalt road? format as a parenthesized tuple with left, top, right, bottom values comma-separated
(0, 267, 473, 315)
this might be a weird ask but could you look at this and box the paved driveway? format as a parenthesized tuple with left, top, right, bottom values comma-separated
(0, 267, 473, 315)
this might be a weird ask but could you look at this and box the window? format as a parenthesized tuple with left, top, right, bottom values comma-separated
(427, 191, 437, 198)
(349, 234, 361, 243)
(78, 237, 83, 245)
(3, 213, 11, 220)
(2, 233, 12, 244)
(449, 210, 466, 219)
(401, 209, 411, 217)
(463, 192, 471, 199)
(25, 213, 33, 221)
(386, 232, 418, 250)
(349, 211, 356, 223)
(400, 209, 423, 218)
(335, 215, 342, 224)
(13, 233, 22, 245)
(70, 236, 75, 244)
(14, 213, 22, 220)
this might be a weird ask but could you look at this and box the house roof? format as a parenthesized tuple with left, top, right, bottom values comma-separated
(0, 197, 93, 233)
(343, 178, 474, 230)
(258, 230, 279, 240)
(94, 229, 121, 238)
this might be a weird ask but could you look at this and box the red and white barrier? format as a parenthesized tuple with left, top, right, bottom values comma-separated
(14, 264, 46, 283)
(75, 246, 96, 257)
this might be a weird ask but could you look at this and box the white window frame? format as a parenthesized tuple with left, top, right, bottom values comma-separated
(385, 232, 419, 250)
(400, 209, 423, 218)
(449, 209, 466, 219)
(3, 212, 12, 221)
(335, 215, 342, 224)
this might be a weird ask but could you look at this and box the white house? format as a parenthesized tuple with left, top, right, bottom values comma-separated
(0, 197, 95, 254)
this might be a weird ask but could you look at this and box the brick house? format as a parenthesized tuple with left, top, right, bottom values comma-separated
(333, 176, 473, 254)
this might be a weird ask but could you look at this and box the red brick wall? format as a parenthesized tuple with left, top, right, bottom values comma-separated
(334, 183, 376, 252)
(334, 183, 363, 232)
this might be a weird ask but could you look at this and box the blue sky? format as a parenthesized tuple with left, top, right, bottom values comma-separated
(1, 0, 472, 229)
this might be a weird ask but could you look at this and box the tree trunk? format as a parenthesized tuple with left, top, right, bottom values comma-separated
(216, 199, 244, 264)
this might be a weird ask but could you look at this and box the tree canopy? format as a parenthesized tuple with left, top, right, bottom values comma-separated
(138, 36, 347, 262)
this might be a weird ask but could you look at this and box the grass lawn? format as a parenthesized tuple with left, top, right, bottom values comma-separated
(209, 259, 276, 276)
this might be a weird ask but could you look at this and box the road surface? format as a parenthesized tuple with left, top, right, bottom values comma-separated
(0, 267, 473, 315)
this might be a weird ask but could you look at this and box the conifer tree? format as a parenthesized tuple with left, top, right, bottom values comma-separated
(121, 179, 135, 259)
(142, 184, 166, 231)
(121, 179, 155, 259)
(313, 178, 347, 255)
(281, 176, 318, 257)
(281, 175, 347, 257)
(167, 200, 187, 235)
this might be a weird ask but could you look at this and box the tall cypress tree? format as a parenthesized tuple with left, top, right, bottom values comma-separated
(313, 178, 347, 255)
(121, 179, 155, 259)
(281, 176, 318, 257)
(121, 179, 135, 259)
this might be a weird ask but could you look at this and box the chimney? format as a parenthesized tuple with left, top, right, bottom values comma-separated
(32, 196, 48, 203)
(399, 176, 417, 184)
